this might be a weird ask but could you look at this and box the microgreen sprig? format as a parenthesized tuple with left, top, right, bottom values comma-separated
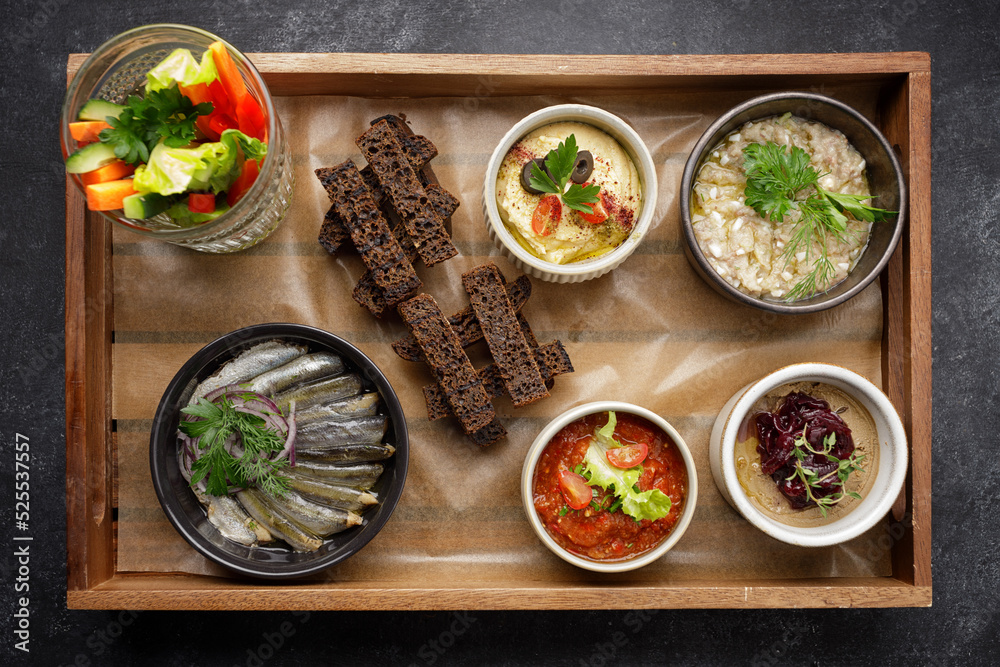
(785, 427, 866, 517)
(529, 134, 601, 213)
(741, 141, 897, 301)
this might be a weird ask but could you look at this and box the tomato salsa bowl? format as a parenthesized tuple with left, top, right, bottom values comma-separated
(521, 402, 698, 573)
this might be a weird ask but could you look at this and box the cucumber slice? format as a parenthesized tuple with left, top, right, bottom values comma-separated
(77, 99, 125, 122)
(65, 142, 119, 174)
(122, 193, 172, 220)
(165, 200, 230, 227)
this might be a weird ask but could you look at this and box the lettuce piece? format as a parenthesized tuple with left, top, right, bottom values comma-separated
(132, 130, 267, 197)
(583, 412, 673, 522)
(206, 129, 267, 193)
(133, 141, 221, 195)
(145, 48, 218, 92)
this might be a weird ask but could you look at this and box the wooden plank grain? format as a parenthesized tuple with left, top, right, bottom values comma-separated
(904, 68, 932, 590)
(878, 75, 916, 585)
(875, 62, 931, 590)
(67, 575, 930, 611)
(67, 52, 930, 98)
(65, 180, 115, 593)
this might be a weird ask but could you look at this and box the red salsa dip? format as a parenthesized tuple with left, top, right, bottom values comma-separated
(532, 411, 688, 561)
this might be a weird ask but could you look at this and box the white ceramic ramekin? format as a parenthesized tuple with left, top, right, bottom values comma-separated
(708, 363, 908, 547)
(521, 401, 698, 573)
(483, 105, 657, 283)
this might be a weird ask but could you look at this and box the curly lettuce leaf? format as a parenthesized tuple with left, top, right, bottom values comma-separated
(133, 142, 215, 195)
(583, 411, 672, 522)
(206, 129, 267, 193)
(146, 48, 219, 92)
(132, 129, 266, 196)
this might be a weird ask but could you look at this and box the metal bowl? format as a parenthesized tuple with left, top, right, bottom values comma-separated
(149, 323, 408, 579)
(680, 92, 906, 314)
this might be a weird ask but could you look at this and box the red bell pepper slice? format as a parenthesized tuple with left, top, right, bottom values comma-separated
(179, 83, 220, 140)
(188, 193, 216, 214)
(226, 158, 260, 207)
(209, 41, 248, 107)
(236, 94, 267, 141)
(207, 80, 233, 116)
(208, 113, 239, 138)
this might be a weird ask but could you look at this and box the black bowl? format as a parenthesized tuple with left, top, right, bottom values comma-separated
(149, 323, 408, 580)
(680, 92, 906, 314)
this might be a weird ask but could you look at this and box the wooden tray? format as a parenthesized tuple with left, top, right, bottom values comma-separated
(65, 52, 931, 610)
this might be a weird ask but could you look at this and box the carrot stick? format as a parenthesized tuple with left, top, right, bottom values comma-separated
(69, 121, 111, 143)
(80, 161, 135, 186)
(209, 41, 247, 106)
(85, 179, 137, 211)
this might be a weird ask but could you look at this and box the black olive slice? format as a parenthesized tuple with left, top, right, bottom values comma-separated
(520, 158, 550, 194)
(570, 150, 594, 184)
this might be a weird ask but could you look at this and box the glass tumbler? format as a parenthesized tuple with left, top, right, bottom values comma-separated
(61, 24, 293, 253)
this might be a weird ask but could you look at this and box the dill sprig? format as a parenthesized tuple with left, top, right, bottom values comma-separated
(741, 141, 896, 301)
(179, 397, 290, 497)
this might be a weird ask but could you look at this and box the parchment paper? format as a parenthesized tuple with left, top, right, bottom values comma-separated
(114, 86, 892, 583)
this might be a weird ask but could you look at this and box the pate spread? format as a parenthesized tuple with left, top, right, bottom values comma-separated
(692, 114, 874, 300)
(496, 122, 641, 264)
(734, 381, 879, 527)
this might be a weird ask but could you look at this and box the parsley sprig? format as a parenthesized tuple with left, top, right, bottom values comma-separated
(98, 87, 213, 165)
(786, 427, 866, 517)
(741, 141, 896, 301)
(179, 397, 289, 498)
(529, 134, 601, 213)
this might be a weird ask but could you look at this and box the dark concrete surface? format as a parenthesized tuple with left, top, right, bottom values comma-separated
(1, 0, 998, 664)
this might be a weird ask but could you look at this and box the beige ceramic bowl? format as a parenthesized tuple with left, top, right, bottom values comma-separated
(521, 401, 697, 573)
(708, 363, 907, 547)
(483, 104, 657, 283)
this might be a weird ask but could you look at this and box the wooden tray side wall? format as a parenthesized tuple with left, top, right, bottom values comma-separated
(65, 187, 115, 592)
(65, 53, 932, 610)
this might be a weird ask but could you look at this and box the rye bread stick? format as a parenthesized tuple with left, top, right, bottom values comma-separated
(354, 184, 461, 317)
(467, 418, 507, 448)
(318, 123, 439, 255)
(423, 341, 574, 421)
(352, 205, 420, 317)
(316, 162, 421, 306)
(357, 120, 457, 266)
(462, 263, 548, 407)
(398, 294, 495, 434)
(392, 275, 533, 361)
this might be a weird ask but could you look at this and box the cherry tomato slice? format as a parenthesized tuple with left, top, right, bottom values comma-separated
(578, 197, 609, 225)
(606, 442, 649, 469)
(558, 470, 593, 510)
(531, 194, 562, 236)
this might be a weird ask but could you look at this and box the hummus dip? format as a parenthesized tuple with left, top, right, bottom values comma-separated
(734, 381, 880, 528)
(496, 122, 642, 265)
